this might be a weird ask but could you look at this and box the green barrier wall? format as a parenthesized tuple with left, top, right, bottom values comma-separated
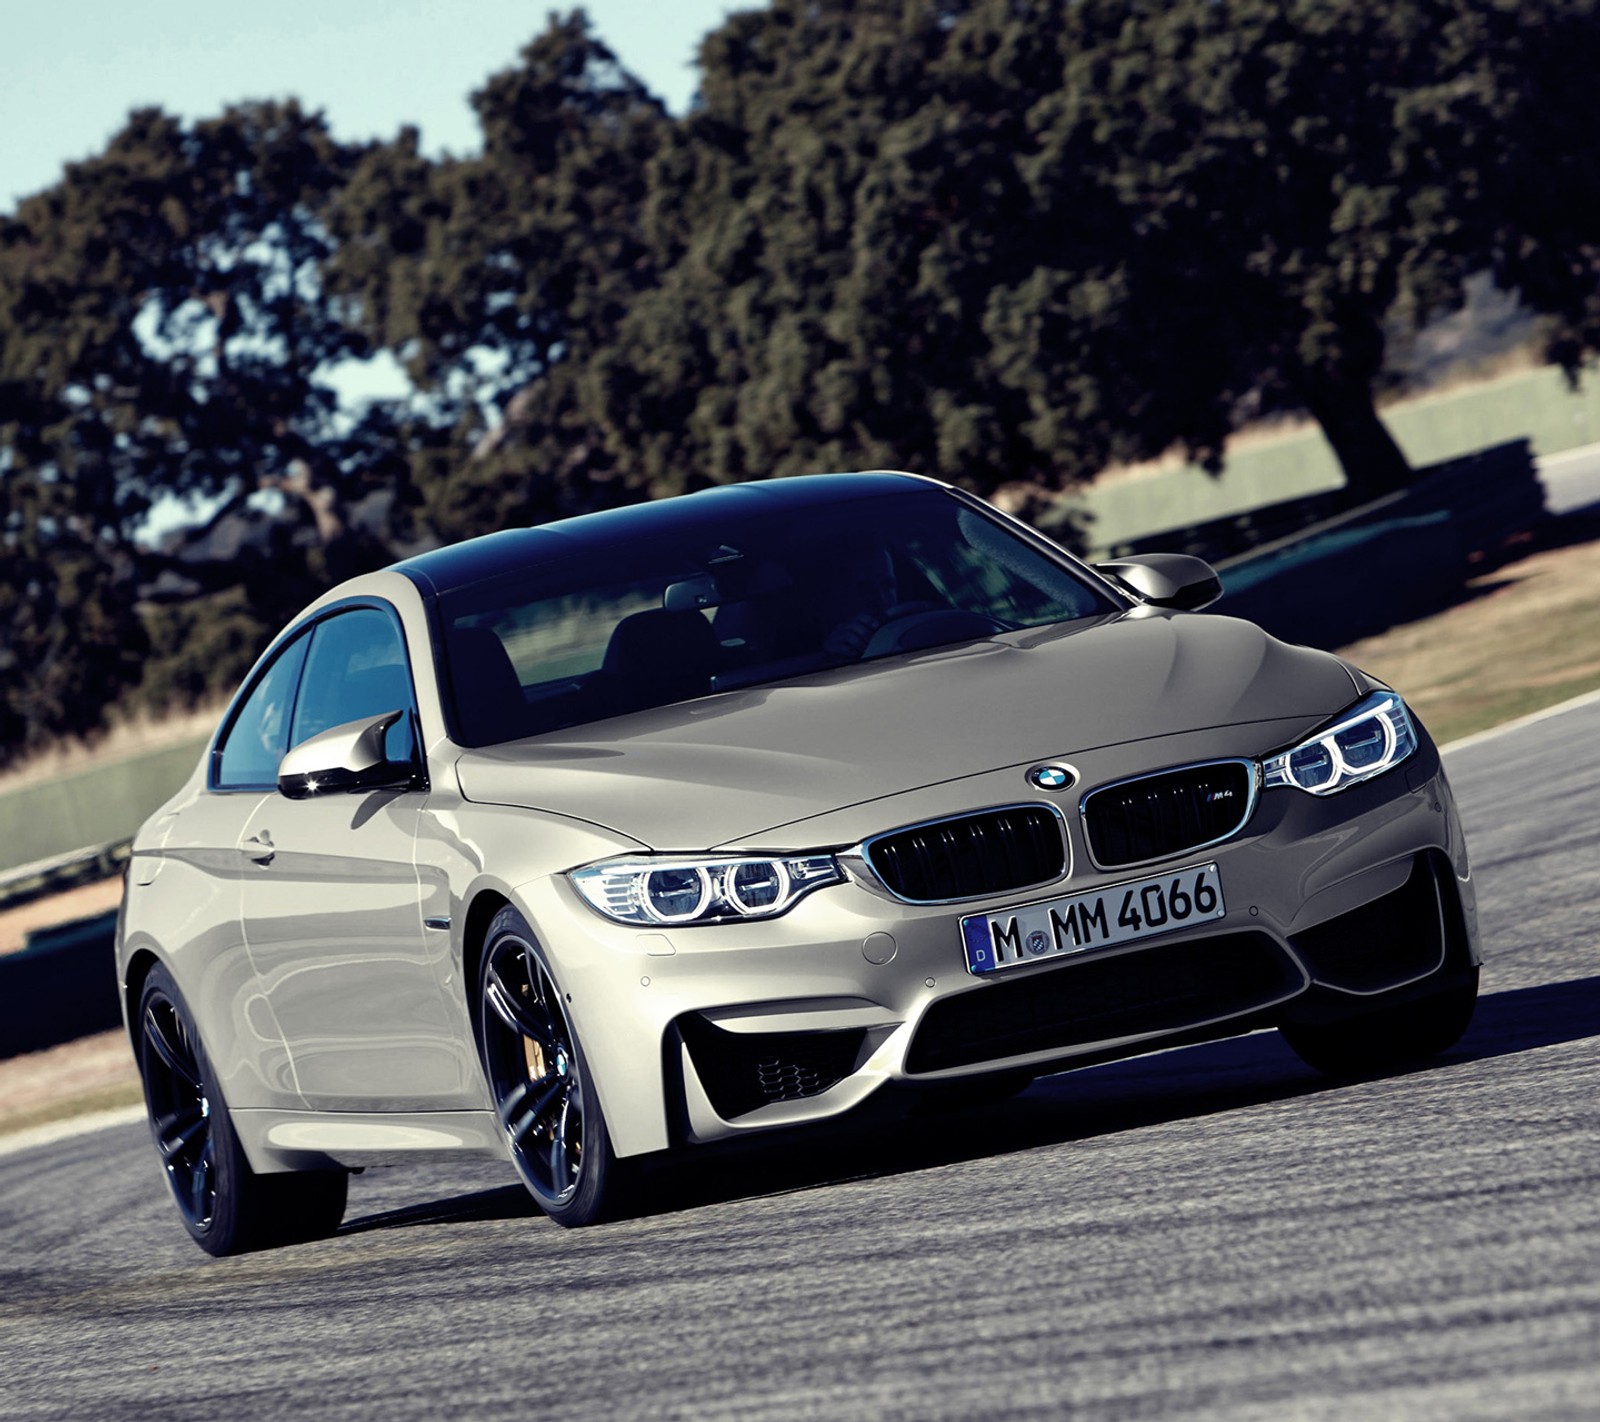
(1070, 365, 1600, 552)
(0, 911, 123, 1055)
(0, 738, 207, 873)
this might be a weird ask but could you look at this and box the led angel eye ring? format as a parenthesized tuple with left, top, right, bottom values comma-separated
(724, 860, 790, 915)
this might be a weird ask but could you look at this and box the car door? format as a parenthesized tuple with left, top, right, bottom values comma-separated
(154, 632, 313, 1109)
(237, 602, 478, 1110)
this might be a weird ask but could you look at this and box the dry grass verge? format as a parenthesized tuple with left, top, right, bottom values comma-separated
(1337, 529, 1600, 745)
(0, 1030, 142, 1138)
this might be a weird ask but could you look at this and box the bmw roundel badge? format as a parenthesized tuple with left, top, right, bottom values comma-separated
(1026, 763, 1077, 791)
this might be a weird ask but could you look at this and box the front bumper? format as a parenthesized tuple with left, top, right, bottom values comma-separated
(516, 737, 1477, 1160)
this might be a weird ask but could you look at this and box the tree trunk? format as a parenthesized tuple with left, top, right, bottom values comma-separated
(1292, 365, 1414, 505)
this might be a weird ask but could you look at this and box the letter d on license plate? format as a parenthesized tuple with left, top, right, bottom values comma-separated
(960, 863, 1225, 975)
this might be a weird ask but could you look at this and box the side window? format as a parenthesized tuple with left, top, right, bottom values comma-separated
(289, 607, 418, 765)
(215, 633, 311, 790)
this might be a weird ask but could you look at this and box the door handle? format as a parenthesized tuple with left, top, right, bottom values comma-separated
(241, 830, 275, 865)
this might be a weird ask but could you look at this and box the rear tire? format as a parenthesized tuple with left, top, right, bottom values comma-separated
(1280, 968, 1479, 1077)
(137, 962, 347, 1256)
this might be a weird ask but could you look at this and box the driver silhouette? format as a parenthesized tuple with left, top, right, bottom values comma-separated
(821, 542, 901, 658)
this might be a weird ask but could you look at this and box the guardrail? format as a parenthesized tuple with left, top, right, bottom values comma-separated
(1063, 363, 1600, 553)
(0, 841, 131, 914)
(0, 845, 128, 1059)
(0, 734, 204, 877)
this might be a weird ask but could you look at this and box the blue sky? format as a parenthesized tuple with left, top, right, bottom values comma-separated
(0, 0, 739, 208)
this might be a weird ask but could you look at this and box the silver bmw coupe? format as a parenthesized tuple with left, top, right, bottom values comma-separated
(118, 471, 1479, 1253)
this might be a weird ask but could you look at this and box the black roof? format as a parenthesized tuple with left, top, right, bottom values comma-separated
(392, 471, 929, 597)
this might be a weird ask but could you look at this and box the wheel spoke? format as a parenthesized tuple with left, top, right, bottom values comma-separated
(143, 1004, 201, 1090)
(549, 1089, 582, 1191)
(485, 969, 555, 1051)
(502, 1075, 567, 1149)
(154, 1107, 207, 1165)
(549, 1120, 568, 1187)
(189, 1136, 214, 1221)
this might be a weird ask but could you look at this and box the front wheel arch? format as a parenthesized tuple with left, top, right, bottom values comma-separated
(122, 948, 162, 1038)
(1280, 966, 1480, 1077)
(461, 889, 510, 1057)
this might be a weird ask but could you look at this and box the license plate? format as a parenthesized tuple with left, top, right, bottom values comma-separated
(961, 863, 1226, 975)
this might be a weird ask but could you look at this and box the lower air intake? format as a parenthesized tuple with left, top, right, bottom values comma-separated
(905, 930, 1299, 1073)
(677, 1014, 867, 1120)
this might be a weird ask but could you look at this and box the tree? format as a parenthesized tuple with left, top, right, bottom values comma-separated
(1003, 0, 1600, 501)
(596, 0, 1600, 506)
(0, 101, 396, 762)
(590, 0, 1058, 498)
(324, 11, 669, 536)
(11, 0, 1600, 764)
(0, 490, 149, 765)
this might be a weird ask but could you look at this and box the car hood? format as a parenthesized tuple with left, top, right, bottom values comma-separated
(453, 612, 1358, 850)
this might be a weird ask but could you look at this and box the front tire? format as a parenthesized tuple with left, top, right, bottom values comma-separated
(136, 962, 347, 1255)
(1280, 968, 1480, 1077)
(478, 907, 620, 1226)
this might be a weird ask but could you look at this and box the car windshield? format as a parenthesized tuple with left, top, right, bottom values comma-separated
(437, 486, 1115, 745)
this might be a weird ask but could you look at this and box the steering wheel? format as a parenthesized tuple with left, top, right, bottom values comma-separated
(863, 605, 1007, 657)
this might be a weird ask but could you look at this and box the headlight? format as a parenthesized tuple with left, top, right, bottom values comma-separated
(569, 854, 844, 926)
(1262, 691, 1418, 795)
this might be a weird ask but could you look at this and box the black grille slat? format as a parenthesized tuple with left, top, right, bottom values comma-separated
(867, 806, 1066, 902)
(1083, 762, 1254, 868)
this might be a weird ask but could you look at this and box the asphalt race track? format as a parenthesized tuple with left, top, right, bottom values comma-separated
(4, 695, 1599, 1421)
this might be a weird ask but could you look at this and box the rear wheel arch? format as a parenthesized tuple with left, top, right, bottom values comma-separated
(135, 958, 347, 1254)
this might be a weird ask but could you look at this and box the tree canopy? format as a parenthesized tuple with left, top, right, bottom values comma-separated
(5, 1, 1600, 764)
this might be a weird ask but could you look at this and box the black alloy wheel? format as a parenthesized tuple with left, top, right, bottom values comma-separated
(478, 906, 619, 1226)
(139, 971, 220, 1236)
(136, 962, 347, 1255)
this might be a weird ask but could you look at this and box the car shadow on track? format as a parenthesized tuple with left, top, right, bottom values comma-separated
(338, 1182, 536, 1235)
(337, 973, 1600, 1235)
(1449, 971, 1600, 1063)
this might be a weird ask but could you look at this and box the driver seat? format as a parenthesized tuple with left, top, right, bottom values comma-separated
(599, 609, 721, 714)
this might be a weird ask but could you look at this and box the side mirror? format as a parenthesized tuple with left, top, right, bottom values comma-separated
(277, 710, 417, 800)
(1094, 554, 1223, 612)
